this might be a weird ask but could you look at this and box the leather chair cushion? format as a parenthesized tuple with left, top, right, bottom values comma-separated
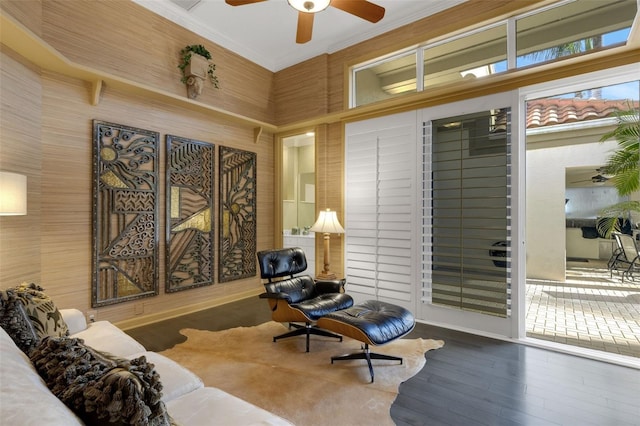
(291, 293, 354, 321)
(319, 300, 415, 345)
(257, 247, 307, 279)
(263, 276, 317, 304)
(314, 279, 347, 294)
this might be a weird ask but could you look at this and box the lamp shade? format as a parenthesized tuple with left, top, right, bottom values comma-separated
(310, 208, 344, 234)
(0, 171, 27, 216)
(288, 0, 330, 13)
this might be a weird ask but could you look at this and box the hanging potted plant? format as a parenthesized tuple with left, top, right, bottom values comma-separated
(178, 44, 220, 99)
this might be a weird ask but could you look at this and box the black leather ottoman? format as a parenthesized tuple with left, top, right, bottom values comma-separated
(316, 300, 415, 382)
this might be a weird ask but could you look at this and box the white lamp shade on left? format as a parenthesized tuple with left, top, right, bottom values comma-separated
(0, 171, 27, 216)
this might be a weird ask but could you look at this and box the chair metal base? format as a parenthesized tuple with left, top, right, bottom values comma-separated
(274, 322, 343, 352)
(330, 343, 403, 383)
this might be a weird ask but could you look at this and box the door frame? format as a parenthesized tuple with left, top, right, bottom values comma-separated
(517, 63, 640, 359)
(416, 90, 524, 340)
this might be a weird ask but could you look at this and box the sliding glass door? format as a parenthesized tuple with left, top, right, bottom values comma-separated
(429, 110, 511, 316)
(521, 64, 639, 358)
(418, 92, 521, 338)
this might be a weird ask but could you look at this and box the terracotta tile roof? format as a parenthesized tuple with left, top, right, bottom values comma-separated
(526, 98, 638, 128)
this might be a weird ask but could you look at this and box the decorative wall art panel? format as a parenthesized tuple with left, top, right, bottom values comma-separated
(166, 135, 215, 292)
(92, 120, 159, 307)
(219, 146, 257, 282)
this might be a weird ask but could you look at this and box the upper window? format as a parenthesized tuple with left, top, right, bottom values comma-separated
(353, 50, 416, 108)
(423, 24, 507, 91)
(516, 0, 635, 68)
(351, 0, 637, 108)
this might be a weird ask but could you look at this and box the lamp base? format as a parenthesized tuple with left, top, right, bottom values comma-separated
(316, 271, 337, 280)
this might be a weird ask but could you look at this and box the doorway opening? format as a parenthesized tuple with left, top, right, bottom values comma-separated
(525, 79, 639, 359)
(281, 132, 316, 275)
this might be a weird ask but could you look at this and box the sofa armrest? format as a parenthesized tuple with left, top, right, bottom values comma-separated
(60, 309, 88, 335)
(315, 278, 347, 294)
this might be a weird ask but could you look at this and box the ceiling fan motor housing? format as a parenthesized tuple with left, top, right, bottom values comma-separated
(288, 0, 330, 13)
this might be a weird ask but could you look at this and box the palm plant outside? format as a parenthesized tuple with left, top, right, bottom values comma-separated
(524, 35, 601, 66)
(597, 105, 640, 237)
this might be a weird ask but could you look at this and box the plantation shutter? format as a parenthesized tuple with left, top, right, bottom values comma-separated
(345, 112, 417, 309)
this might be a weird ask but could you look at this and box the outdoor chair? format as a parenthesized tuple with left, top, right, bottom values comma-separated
(257, 247, 354, 352)
(609, 233, 640, 282)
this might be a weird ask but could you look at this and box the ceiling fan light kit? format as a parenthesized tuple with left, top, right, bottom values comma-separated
(288, 0, 330, 13)
(226, 0, 385, 44)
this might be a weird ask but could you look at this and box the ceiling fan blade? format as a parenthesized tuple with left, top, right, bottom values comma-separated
(225, 0, 267, 6)
(330, 0, 385, 23)
(296, 12, 314, 44)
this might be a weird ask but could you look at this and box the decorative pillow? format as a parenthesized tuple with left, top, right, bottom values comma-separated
(0, 289, 40, 354)
(30, 336, 172, 426)
(12, 282, 69, 340)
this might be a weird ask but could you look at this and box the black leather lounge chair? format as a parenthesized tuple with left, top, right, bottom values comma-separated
(257, 247, 354, 352)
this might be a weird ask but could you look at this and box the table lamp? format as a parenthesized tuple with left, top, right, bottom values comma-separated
(310, 208, 344, 279)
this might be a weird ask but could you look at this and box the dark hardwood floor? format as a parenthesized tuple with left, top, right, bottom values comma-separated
(126, 297, 640, 426)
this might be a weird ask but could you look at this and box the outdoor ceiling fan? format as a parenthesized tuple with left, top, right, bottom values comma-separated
(225, 0, 385, 44)
(590, 174, 609, 184)
(590, 167, 615, 184)
(570, 168, 613, 185)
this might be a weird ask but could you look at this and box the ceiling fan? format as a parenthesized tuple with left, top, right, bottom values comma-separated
(590, 174, 610, 184)
(225, 0, 385, 44)
(570, 168, 612, 185)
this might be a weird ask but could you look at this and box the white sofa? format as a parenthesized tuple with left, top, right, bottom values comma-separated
(0, 308, 293, 426)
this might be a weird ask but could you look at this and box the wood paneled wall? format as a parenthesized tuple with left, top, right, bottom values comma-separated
(274, 54, 329, 126)
(0, 0, 279, 325)
(0, 47, 275, 325)
(0, 47, 43, 286)
(0, 0, 43, 37)
(313, 122, 346, 275)
(1, 0, 275, 124)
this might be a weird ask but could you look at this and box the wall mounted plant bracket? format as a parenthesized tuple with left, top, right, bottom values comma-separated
(178, 44, 219, 100)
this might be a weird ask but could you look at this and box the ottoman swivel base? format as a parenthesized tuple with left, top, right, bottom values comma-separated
(330, 343, 403, 383)
(317, 300, 415, 383)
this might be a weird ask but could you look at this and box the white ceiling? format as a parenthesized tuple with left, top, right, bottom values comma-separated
(133, 0, 467, 72)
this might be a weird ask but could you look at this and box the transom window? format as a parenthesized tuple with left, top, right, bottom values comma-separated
(351, 0, 637, 108)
